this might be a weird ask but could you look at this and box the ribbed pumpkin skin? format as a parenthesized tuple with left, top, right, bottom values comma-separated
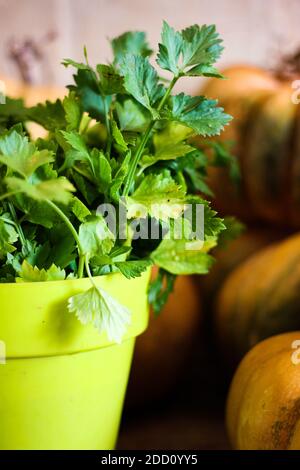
(201, 66, 300, 227)
(227, 332, 300, 450)
(242, 85, 297, 222)
(202, 65, 279, 222)
(215, 233, 300, 366)
(290, 106, 300, 226)
(201, 228, 285, 298)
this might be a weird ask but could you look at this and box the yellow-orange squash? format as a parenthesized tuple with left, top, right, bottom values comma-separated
(201, 65, 300, 227)
(127, 270, 202, 406)
(201, 227, 286, 298)
(227, 331, 300, 450)
(215, 232, 300, 366)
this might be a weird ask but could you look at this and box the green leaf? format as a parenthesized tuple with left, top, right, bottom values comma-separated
(115, 259, 152, 279)
(72, 172, 98, 205)
(70, 69, 111, 121)
(154, 142, 193, 161)
(141, 131, 194, 169)
(62, 58, 90, 70)
(60, 131, 90, 158)
(6, 176, 75, 204)
(210, 140, 241, 183)
(111, 120, 128, 152)
(47, 224, 77, 268)
(119, 54, 164, 116)
(174, 149, 213, 196)
(78, 215, 115, 258)
(181, 24, 223, 69)
(143, 123, 194, 165)
(202, 202, 226, 238)
(111, 31, 152, 63)
(109, 151, 131, 202)
(115, 98, 151, 132)
(152, 237, 214, 274)
(185, 196, 225, 238)
(27, 100, 67, 132)
(148, 268, 176, 315)
(185, 64, 224, 78)
(157, 21, 183, 74)
(71, 196, 91, 222)
(0, 261, 17, 283)
(140, 142, 193, 170)
(0, 219, 18, 258)
(217, 216, 245, 247)
(23, 229, 76, 271)
(96, 64, 124, 95)
(16, 260, 66, 282)
(13, 196, 59, 228)
(0, 131, 54, 178)
(0, 98, 27, 123)
(90, 148, 112, 192)
(156, 22, 223, 76)
(169, 94, 232, 137)
(68, 285, 131, 343)
(126, 171, 186, 221)
(63, 92, 82, 131)
(154, 122, 194, 147)
(59, 130, 95, 173)
(24, 241, 51, 269)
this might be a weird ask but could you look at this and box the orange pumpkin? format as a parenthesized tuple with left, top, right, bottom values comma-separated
(201, 65, 300, 227)
(201, 227, 286, 298)
(215, 232, 300, 366)
(227, 331, 300, 450)
(127, 269, 202, 406)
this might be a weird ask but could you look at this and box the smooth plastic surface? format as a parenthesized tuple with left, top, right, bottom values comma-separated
(0, 271, 150, 358)
(0, 271, 150, 449)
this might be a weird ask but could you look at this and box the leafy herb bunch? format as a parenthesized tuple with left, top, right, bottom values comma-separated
(0, 22, 232, 342)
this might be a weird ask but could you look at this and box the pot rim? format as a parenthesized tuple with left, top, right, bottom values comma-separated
(0, 271, 128, 289)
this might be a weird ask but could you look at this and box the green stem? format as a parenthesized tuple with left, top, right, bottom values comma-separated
(7, 202, 28, 255)
(78, 255, 85, 279)
(0, 191, 19, 202)
(157, 76, 179, 112)
(84, 56, 112, 159)
(46, 200, 85, 278)
(79, 114, 92, 134)
(89, 67, 112, 157)
(105, 108, 113, 157)
(72, 164, 95, 183)
(84, 255, 97, 289)
(122, 124, 153, 197)
(0, 216, 17, 228)
(122, 76, 179, 197)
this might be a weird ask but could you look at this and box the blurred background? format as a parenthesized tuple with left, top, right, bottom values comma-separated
(1, 0, 300, 90)
(2, 0, 300, 450)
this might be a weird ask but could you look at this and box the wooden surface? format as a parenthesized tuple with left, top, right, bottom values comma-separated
(118, 405, 229, 450)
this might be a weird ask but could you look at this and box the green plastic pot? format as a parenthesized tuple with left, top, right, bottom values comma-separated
(0, 270, 150, 450)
